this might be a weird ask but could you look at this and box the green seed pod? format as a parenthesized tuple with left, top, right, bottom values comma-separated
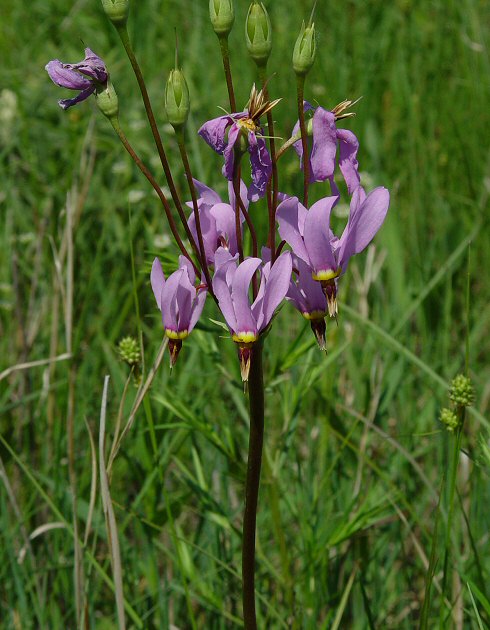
(165, 68, 190, 129)
(95, 81, 119, 121)
(293, 20, 316, 76)
(209, 0, 235, 36)
(100, 0, 129, 27)
(118, 336, 141, 366)
(246, 2, 272, 67)
(449, 374, 475, 407)
(440, 407, 460, 433)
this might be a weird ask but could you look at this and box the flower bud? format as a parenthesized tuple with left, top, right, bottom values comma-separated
(293, 20, 316, 76)
(165, 68, 190, 129)
(209, 0, 235, 36)
(245, 2, 272, 66)
(101, 0, 129, 27)
(95, 81, 119, 121)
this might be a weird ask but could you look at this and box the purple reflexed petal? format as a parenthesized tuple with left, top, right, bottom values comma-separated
(213, 256, 238, 332)
(211, 202, 240, 255)
(228, 178, 249, 212)
(309, 107, 337, 182)
(213, 246, 236, 272)
(187, 205, 217, 264)
(276, 196, 310, 264)
(222, 123, 240, 180)
(68, 48, 108, 83)
(193, 178, 222, 207)
(247, 132, 272, 201)
(188, 288, 207, 333)
(58, 86, 96, 110)
(303, 197, 338, 274)
(161, 268, 185, 331)
(198, 114, 234, 154)
(257, 252, 292, 331)
(328, 175, 340, 199)
(286, 277, 307, 313)
(338, 186, 390, 268)
(337, 128, 360, 194)
(175, 268, 194, 331)
(231, 257, 262, 334)
(150, 258, 166, 311)
(296, 258, 327, 314)
(178, 255, 197, 285)
(46, 60, 92, 90)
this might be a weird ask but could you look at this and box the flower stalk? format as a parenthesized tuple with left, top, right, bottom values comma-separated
(296, 75, 310, 207)
(110, 118, 199, 275)
(242, 339, 264, 630)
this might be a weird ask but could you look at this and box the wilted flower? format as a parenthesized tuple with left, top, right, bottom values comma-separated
(198, 84, 280, 200)
(293, 103, 360, 194)
(213, 248, 292, 379)
(151, 256, 207, 365)
(277, 186, 390, 316)
(45, 48, 108, 110)
(186, 179, 248, 265)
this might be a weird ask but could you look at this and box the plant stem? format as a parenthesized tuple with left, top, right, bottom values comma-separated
(116, 27, 189, 223)
(439, 420, 464, 627)
(175, 129, 216, 299)
(258, 67, 278, 263)
(218, 35, 236, 112)
(110, 118, 199, 275)
(296, 75, 310, 207)
(242, 340, 265, 630)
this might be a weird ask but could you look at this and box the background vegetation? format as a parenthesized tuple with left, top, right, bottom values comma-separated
(1, 0, 489, 627)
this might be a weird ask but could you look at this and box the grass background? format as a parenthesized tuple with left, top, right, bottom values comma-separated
(1, 0, 490, 627)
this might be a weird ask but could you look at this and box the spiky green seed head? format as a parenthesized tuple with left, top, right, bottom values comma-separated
(100, 0, 129, 26)
(165, 68, 190, 129)
(95, 81, 119, 121)
(246, 2, 272, 66)
(293, 20, 316, 76)
(118, 336, 140, 366)
(209, 0, 235, 36)
(449, 374, 475, 407)
(440, 407, 461, 433)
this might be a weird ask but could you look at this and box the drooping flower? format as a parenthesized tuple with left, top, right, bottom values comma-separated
(186, 179, 248, 264)
(277, 186, 390, 316)
(46, 48, 108, 110)
(293, 102, 360, 194)
(198, 84, 280, 201)
(212, 248, 292, 380)
(287, 256, 328, 350)
(151, 256, 207, 365)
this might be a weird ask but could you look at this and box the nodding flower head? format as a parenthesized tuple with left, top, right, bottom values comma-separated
(198, 84, 280, 201)
(212, 248, 292, 380)
(277, 186, 390, 317)
(186, 178, 248, 265)
(46, 48, 108, 110)
(287, 256, 328, 350)
(151, 256, 207, 366)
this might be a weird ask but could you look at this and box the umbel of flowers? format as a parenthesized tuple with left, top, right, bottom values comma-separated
(46, 1, 390, 628)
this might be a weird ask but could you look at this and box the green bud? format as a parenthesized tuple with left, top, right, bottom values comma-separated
(165, 68, 190, 129)
(440, 407, 461, 433)
(293, 20, 316, 76)
(449, 374, 475, 407)
(101, 0, 129, 27)
(95, 81, 119, 121)
(246, 2, 272, 66)
(118, 336, 141, 366)
(209, 0, 235, 36)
